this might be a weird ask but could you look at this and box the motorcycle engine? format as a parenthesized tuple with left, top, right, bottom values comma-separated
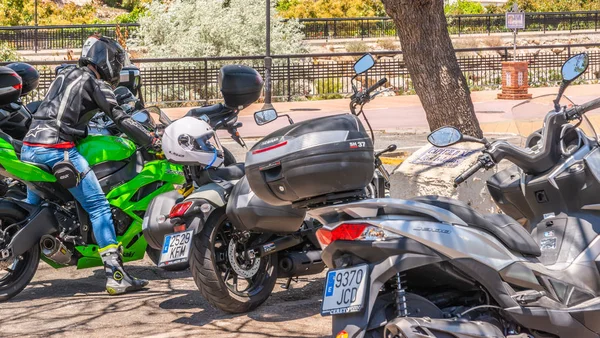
(111, 208, 132, 236)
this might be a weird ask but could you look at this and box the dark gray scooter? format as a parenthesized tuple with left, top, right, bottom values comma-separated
(313, 53, 600, 337)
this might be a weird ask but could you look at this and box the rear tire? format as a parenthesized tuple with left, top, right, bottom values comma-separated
(0, 212, 40, 302)
(146, 247, 189, 271)
(190, 208, 277, 313)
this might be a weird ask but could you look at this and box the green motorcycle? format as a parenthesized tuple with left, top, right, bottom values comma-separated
(0, 107, 185, 302)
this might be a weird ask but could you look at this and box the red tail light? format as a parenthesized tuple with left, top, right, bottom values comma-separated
(316, 223, 370, 246)
(252, 140, 288, 154)
(11, 74, 22, 90)
(169, 201, 192, 218)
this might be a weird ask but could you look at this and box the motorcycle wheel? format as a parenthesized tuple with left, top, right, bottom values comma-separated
(190, 208, 277, 313)
(0, 214, 40, 302)
(146, 247, 189, 271)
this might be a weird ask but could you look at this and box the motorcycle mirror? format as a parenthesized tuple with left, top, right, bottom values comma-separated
(561, 53, 589, 82)
(254, 108, 278, 126)
(353, 54, 375, 75)
(427, 127, 463, 147)
(555, 53, 589, 111)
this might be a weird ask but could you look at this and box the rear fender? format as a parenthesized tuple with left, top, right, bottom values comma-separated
(326, 238, 443, 338)
(181, 183, 230, 233)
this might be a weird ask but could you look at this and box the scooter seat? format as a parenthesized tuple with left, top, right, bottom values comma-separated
(23, 161, 51, 173)
(185, 103, 234, 123)
(412, 196, 541, 257)
(211, 163, 245, 181)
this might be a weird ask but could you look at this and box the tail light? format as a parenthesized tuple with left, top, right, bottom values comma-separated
(316, 222, 395, 248)
(169, 201, 192, 218)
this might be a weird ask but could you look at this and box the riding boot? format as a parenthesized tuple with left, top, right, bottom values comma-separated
(100, 245, 149, 295)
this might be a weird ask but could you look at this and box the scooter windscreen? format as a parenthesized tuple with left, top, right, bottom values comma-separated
(511, 94, 597, 149)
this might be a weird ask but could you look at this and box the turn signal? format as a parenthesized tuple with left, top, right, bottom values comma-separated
(335, 330, 349, 338)
(169, 201, 192, 218)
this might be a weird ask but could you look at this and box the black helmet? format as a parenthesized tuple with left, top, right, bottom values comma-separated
(79, 36, 126, 87)
(6, 62, 39, 96)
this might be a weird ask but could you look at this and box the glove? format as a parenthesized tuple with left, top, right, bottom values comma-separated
(150, 136, 162, 153)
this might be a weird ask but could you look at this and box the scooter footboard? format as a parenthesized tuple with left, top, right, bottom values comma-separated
(326, 238, 443, 338)
(384, 317, 504, 338)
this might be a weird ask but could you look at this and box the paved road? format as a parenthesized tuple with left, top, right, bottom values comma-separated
(1, 260, 330, 338)
(164, 84, 600, 138)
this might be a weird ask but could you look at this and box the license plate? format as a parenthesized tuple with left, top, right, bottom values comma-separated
(158, 230, 194, 267)
(321, 264, 368, 316)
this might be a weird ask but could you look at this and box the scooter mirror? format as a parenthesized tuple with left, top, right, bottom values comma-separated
(254, 108, 278, 125)
(562, 53, 589, 82)
(353, 54, 375, 75)
(427, 126, 463, 147)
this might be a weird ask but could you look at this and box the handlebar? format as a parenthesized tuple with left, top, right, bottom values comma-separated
(366, 78, 388, 96)
(454, 160, 484, 187)
(567, 97, 600, 119)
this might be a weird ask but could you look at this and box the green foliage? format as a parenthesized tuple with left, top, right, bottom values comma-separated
(498, 0, 600, 12)
(0, 0, 98, 25)
(133, 0, 306, 59)
(114, 6, 147, 23)
(313, 78, 343, 100)
(0, 42, 21, 62)
(444, 0, 485, 15)
(103, 0, 150, 11)
(276, 0, 385, 19)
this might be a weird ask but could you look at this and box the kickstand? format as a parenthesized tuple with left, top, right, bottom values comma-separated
(281, 277, 298, 290)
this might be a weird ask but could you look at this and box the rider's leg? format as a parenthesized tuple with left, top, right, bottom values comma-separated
(20, 145, 43, 205)
(64, 148, 148, 295)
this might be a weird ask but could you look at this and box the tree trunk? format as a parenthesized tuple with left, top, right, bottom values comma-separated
(381, 0, 483, 138)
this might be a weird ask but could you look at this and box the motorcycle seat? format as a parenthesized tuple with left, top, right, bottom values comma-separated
(212, 163, 245, 181)
(23, 161, 51, 173)
(0, 130, 22, 154)
(411, 195, 541, 257)
(185, 103, 234, 123)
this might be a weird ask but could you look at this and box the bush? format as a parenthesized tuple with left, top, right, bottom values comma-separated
(377, 39, 397, 51)
(0, 0, 98, 26)
(276, 0, 385, 19)
(345, 41, 370, 53)
(0, 42, 21, 62)
(444, 0, 485, 15)
(132, 0, 306, 59)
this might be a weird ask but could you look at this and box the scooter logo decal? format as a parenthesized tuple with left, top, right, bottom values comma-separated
(544, 230, 555, 237)
(413, 226, 450, 234)
(350, 141, 366, 149)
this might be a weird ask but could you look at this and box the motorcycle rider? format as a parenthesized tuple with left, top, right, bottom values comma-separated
(21, 36, 155, 295)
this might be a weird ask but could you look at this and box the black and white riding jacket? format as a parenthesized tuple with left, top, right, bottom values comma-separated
(24, 66, 152, 146)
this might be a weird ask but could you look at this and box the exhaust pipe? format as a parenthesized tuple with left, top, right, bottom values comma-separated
(277, 250, 325, 278)
(40, 235, 73, 266)
(384, 317, 504, 338)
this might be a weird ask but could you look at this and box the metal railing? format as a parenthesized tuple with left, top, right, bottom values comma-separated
(1, 11, 600, 50)
(0, 24, 139, 51)
(5, 43, 598, 106)
(300, 11, 600, 39)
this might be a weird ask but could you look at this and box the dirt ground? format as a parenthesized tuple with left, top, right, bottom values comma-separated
(0, 259, 331, 338)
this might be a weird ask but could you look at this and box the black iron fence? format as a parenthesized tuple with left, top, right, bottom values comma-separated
(4, 44, 599, 105)
(0, 24, 139, 51)
(1, 11, 600, 50)
(300, 11, 600, 39)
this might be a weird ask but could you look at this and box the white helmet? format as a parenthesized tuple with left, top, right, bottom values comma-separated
(162, 116, 224, 167)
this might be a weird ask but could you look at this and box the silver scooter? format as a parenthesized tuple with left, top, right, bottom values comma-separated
(314, 53, 600, 338)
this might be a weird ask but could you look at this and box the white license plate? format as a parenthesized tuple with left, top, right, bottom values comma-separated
(321, 264, 368, 316)
(158, 230, 194, 267)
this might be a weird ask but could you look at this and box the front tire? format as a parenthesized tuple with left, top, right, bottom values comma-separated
(190, 208, 277, 313)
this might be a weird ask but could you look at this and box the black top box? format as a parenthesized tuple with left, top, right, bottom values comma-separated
(0, 67, 22, 106)
(245, 114, 375, 206)
(219, 65, 263, 110)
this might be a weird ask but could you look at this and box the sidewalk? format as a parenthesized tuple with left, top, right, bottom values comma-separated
(164, 83, 600, 138)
